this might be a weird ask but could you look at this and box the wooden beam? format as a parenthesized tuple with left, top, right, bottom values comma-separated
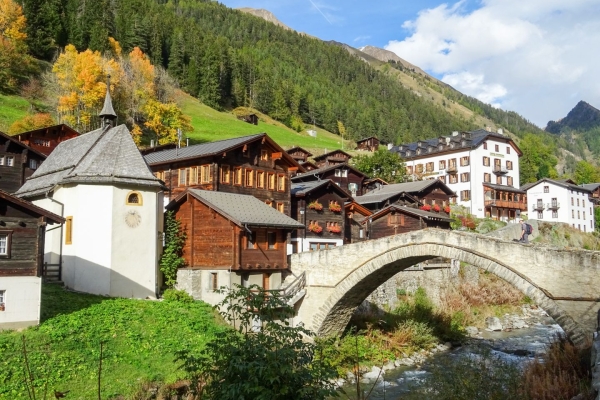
(271, 152, 282, 161)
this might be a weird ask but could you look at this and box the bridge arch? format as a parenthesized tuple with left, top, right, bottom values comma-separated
(291, 230, 600, 347)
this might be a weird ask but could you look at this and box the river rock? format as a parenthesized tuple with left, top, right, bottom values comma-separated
(363, 366, 384, 381)
(513, 319, 528, 329)
(383, 361, 396, 371)
(394, 359, 403, 367)
(465, 326, 479, 336)
(485, 317, 503, 331)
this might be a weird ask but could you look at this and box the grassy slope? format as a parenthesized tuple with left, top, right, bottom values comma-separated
(0, 285, 224, 399)
(0, 94, 31, 132)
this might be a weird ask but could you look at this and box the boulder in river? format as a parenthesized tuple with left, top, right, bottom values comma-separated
(485, 317, 503, 331)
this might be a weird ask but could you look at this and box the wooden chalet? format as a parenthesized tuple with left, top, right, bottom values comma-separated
(300, 161, 318, 171)
(313, 149, 353, 167)
(356, 179, 456, 213)
(483, 183, 527, 220)
(286, 146, 313, 163)
(363, 177, 388, 193)
(15, 124, 79, 156)
(290, 180, 350, 252)
(0, 190, 64, 329)
(581, 183, 600, 207)
(356, 136, 380, 152)
(363, 204, 452, 240)
(344, 201, 372, 244)
(237, 113, 259, 125)
(291, 162, 369, 197)
(0, 131, 46, 193)
(143, 134, 303, 216)
(167, 189, 304, 302)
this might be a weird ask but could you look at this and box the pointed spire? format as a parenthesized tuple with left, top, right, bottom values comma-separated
(99, 74, 117, 127)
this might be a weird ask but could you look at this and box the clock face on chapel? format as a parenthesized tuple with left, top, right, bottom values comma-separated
(125, 210, 142, 228)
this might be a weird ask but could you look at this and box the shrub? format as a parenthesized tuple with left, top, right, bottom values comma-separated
(160, 211, 187, 288)
(162, 289, 194, 303)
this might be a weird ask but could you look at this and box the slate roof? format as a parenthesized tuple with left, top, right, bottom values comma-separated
(522, 178, 592, 193)
(286, 146, 313, 157)
(143, 134, 264, 165)
(482, 183, 526, 194)
(313, 149, 353, 162)
(354, 191, 411, 205)
(291, 162, 367, 180)
(364, 204, 453, 223)
(16, 125, 161, 198)
(355, 179, 456, 205)
(172, 189, 304, 229)
(290, 179, 351, 198)
(581, 183, 600, 191)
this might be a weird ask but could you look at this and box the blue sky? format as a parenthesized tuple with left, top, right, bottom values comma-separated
(219, 0, 600, 128)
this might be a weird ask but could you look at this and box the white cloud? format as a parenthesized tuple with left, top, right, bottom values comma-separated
(384, 0, 600, 126)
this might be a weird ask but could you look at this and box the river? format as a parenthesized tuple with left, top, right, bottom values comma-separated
(339, 313, 562, 399)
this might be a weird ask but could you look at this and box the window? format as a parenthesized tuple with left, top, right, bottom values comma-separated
(277, 175, 286, 192)
(126, 191, 142, 205)
(178, 168, 187, 186)
(188, 167, 198, 185)
(571, 198, 574, 206)
(65, 217, 73, 245)
(29, 159, 38, 170)
(276, 203, 284, 213)
(234, 167, 242, 185)
(267, 173, 275, 190)
(483, 142, 487, 150)
(495, 144, 499, 152)
(200, 165, 211, 183)
(494, 159, 501, 169)
(416, 164, 423, 174)
(156, 171, 165, 181)
(552, 210, 558, 218)
(449, 174, 458, 184)
(6, 156, 13, 167)
(506, 146, 510, 154)
(309, 242, 337, 251)
(267, 232, 277, 249)
(572, 210, 575, 218)
(583, 211, 586, 220)
(507, 176, 513, 186)
(335, 169, 348, 177)
(538, 211, 543, 219)
(406, 166, 413, 174)
(0, 290, 4, 309)
(359, 229, 364, 239)
(246, 232, 256, 249)
(460, 172, 470, 182)
(496, 176, 502, 185)
(211, 273, 218, 291)
(0, 232, 11, 257)
(506, 161, 513, 170)
(245, 169, 254, 187)
(439, 160, 446, 170)
(460, 156, 470, 166)
(388, 213, 404, 226)
(460, 190, 470, 201)
(483, 156, 490, 166)
(544, 186, 549, 193)
(577, 198, 580, 207)
(582, 200, 585, 207)
(484, 173, 491, 183)
(221, 165, 231, 184)
(0, 156, 4, 166)
(438, 175, 446, 184)
(257, 171, 265, 188)
(426, 162, 434, 172)
(261, 150, 268, 161)
(578, 211, 580, 219)
(265, 200, 272, 207)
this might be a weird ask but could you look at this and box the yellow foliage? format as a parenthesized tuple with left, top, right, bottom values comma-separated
(108, 37, 122, 59)
(8, 113, 56, 134)
(0, 0, 27, 42)
(0, 0, 32, 92)
(143, 99, 193, 145)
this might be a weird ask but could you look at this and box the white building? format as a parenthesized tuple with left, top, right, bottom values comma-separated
(16, 89, 164, 298)
(391, 129, 526, 221)
(522, 178, 595, 232)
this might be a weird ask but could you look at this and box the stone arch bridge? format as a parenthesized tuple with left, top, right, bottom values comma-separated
(288, 229, 600, 346)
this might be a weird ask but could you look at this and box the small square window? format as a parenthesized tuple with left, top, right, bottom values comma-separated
(267, 232, 277, 249)
(277, 203, 284, 213)
(0, 233, 10, 256)
(29, 159, 38, 169)
(247, 232, 256, 249)
(7, 156, 14, 167)
(261, 150, 269, 161)
(200, 165, 211, 183)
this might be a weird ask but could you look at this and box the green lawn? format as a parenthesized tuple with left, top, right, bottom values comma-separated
(0, 94, 31, 132)
(0, 284, 224, 399)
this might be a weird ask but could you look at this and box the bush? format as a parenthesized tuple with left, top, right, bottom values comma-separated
(162, 289, 194, 303)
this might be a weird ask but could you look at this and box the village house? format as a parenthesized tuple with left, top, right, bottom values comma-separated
(355, 136, 380, 152)
(0, 131, 47, 193)
(16, 88, 164, 298)
(522, 178, 595, 232)
(291, 162, 369, 197)
(290, 180, 350, 252)
(168, 189, 304, 305)
(344, 201, 372, 244)
(362, 204, 452, 240)
(391, 128, 524, 221)
(0, 190, 63, 330)
(285, 146, 313, 164)
(581, 183, 600, 207)
(143, 134, 302, 215)
(312, 149, 353, 168)
(15, 124, 79, 156)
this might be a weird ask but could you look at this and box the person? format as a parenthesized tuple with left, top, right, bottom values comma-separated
(519, 219, 529, 243)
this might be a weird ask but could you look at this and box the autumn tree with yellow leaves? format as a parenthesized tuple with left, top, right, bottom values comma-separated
(0, 0, 35, 92)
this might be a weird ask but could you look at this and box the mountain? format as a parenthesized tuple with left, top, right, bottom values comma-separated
(359, 45, 429, 77)
(545, 101, 600, 134)
(237, 8, 293, 31)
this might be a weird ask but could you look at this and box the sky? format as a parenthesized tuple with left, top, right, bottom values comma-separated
(218, 0, 600, 129)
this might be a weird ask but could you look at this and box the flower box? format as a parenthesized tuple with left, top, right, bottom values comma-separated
(308, 201, 323, 211)
(444, 206, 451, 214)
(308, 224, 323, 233)
(432, 204, 440, 213)
(420, 204, 431, 211)
(328, 225, 342, 233)
(328, 203, 342, 213)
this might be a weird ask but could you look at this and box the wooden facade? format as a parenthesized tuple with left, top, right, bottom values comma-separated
(365, 206, 451, 240)
(313, 149, 353, 167)
(0, 190, 64, 278)
(292, 163, 369, 197)
(356, 136, 380, 152)
(286, 147, 313, 163)
(344, 201, 372, 244)
(15, 124, 79, 156)
(0, 131, 46, 193)
(483, 184, 527, 220)
(237, 114, 259, 125)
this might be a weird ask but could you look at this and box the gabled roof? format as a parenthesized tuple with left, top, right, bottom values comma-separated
(356, 136, 379, 144)
(13, 124, 79, 141)
(144, 133, 303, 172)
(483, 183, 526, 194)
(363, 204, 452, 224)
(354, 190, 419, 206)
(312, 149, 353, 162)
(291, 179, 351, 199)
(0, 131, 47, 159)
(291, 162, 368, 181)
(344, 201, 372, 217)
(300, 161, 318, 170)
(286, 146, 313, 157)
(16, 124, 162, 198)
(168, 189, 304, 229)
(360, 179, 456, 199)
(522, 178, 592, 193)
(0, 189, 64, 224)
(581, 183, 600, 191)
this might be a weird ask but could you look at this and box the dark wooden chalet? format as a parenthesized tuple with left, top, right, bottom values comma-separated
(286, 146, 313, 163)
(300, 161, 318, 171)
(313, 149, 353, 168)
(167, 189, 303, 271)
(344, 201, 372, 244)
(0, 131, 47, 193)
(237, 113, 259, 125)
(581, 183, 600, 207)
(143, 133, 303, 216)
(290, 180, 350, 252)
(356, 136, 380, 152)
(356, 179, 456, 213)
(15, 124, 79, 156)
(0, 190, 64, 280)
(291, 162, 369, 197)
(363, 177, 388, 193)
(363, 204, 452, 240)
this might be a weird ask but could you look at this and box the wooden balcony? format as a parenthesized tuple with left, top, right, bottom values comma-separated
(485, 200, 528, 211)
